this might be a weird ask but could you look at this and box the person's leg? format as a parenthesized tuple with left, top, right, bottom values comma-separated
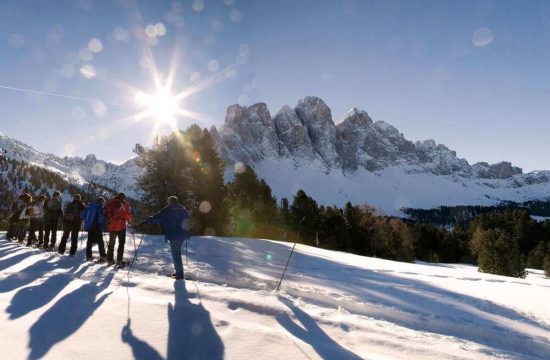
(86, 231, 93, 260)
(116, 229, 126, 263)
(27, 219, 36, 246)
(169, 239, 184, 277)
(97, 231, 106, 258)
(38, 220, 44, 245)
(107, 232, 116, 263)
(43, 223, 51, 248)
(69, 224, 80, 256)
(58, 225, 70, 254)
(50, 220, 58, 248)
(6, 218, 15, 239)
(17, 220, 28, 243)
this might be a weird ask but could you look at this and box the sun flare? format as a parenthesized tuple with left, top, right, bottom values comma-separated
(134, 87, 181, 132)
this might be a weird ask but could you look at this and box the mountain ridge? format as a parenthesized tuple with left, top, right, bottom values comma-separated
(215, 95, 526, 179)
(213, 96, 550, 215)
(2, 96, 550, 216)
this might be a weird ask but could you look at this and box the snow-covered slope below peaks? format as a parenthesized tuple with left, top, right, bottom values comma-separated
(245, 159, 550, 216)
(0, 134, 139, 197)
(0, 234, 548, 359)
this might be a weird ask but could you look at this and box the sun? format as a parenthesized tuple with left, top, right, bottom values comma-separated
(134, 87, 180, 132)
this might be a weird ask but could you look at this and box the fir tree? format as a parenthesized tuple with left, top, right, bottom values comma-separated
(289, 190, 320, 245)
(544, 254, 550, 278)
(471, 229, 526, 278)
(134, 126, 228, 236)
(526, 241, 548, 269)
(227, 165, 277, 238)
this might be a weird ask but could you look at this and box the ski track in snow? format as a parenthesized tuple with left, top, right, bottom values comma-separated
(0, 232, 549, 360)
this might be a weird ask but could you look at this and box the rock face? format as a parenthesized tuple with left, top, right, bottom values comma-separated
(214, 96, 524, 180)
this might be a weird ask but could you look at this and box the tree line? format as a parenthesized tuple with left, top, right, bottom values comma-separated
(134, 126, 550, 279)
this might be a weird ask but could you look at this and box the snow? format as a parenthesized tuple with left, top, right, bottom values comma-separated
(0, 134, 139, 198)
(249, 159, 550, 216)
(0, 233, 548, 359)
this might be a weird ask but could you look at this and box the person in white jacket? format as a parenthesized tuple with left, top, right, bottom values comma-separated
(16, 194, 33, 243)
(27, 194, 47, 247)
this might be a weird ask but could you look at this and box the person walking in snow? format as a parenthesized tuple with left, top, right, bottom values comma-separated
(81, 197, 107, 262)
(43, 191, 63, 250)
(16, 193, 33, 243)
(27, 194, 47, 247)
(141, 196, 191, 280)
(105, 192, 133, 266)
(58, 194, 86, 256)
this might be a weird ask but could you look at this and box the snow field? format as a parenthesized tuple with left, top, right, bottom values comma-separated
(0, 232, 549, 359)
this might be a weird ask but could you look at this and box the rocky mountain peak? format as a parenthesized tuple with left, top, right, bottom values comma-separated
(339, 108, 373, 128)
(214, 96, 527, 180)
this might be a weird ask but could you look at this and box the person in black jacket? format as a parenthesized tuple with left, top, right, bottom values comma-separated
(58, 194, 86, 256)
(5, 196, 22, 240)
(43, 191, 63, 250)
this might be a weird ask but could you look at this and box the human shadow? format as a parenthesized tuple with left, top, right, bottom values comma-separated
(0, 251, 32, 272)
(121, 319, 163, 360)
(0, 257, 74, 294)
(167, 281, 224, 360)
(6, 263, 90, 319)
(285, 251, 550, 359)
(28, 271, 114, 359)
(227, 298, 361, 360)
(276, 296, 362, 359)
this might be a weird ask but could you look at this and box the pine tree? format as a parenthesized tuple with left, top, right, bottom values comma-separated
(343, 202, 364, 253)
(472, 228, 526, 278)
(289, 190, 320, 245)
(227, 165, 277, 237)
(544, 254, 550, 278)
(526, 241, 548, 269)
(318, 205, 349, 250)
(188, 126, 229, 236)
(134, 126, 228, 236)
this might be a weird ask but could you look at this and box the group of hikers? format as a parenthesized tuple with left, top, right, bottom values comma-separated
(4, 191, 191, 279)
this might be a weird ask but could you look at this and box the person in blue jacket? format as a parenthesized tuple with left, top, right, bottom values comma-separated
(81, 197, 107, 262)
(142, 196, 190, 280)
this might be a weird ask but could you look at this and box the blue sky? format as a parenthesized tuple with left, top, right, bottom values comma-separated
(0, 0, 549, 171)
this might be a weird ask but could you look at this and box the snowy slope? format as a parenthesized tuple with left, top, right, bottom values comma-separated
(0, 234, 548, 359)
(247, 159, 550, 216)
(0, 134, 139, 198)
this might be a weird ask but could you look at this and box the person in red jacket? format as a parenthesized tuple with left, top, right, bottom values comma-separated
(105, 193, 133, 266)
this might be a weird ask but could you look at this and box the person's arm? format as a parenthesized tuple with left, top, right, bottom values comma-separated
(80, 207, 88, 221)
(125, 203, 134, 224)
(146, 207, 168, 225)
(98, 206, 106, 230)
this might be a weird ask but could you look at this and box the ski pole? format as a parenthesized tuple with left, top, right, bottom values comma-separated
(276, 217, 305, 292)
(185, 239, 188, 266)
(276, 243, 297, 292)
(79, 223, 85, 249)
(126, 233, 145, 278)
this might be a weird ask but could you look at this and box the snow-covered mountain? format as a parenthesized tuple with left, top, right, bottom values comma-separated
(0, 133, 140, 198)
(213, 96, 550, 215)
(3, 95, 550, 216)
